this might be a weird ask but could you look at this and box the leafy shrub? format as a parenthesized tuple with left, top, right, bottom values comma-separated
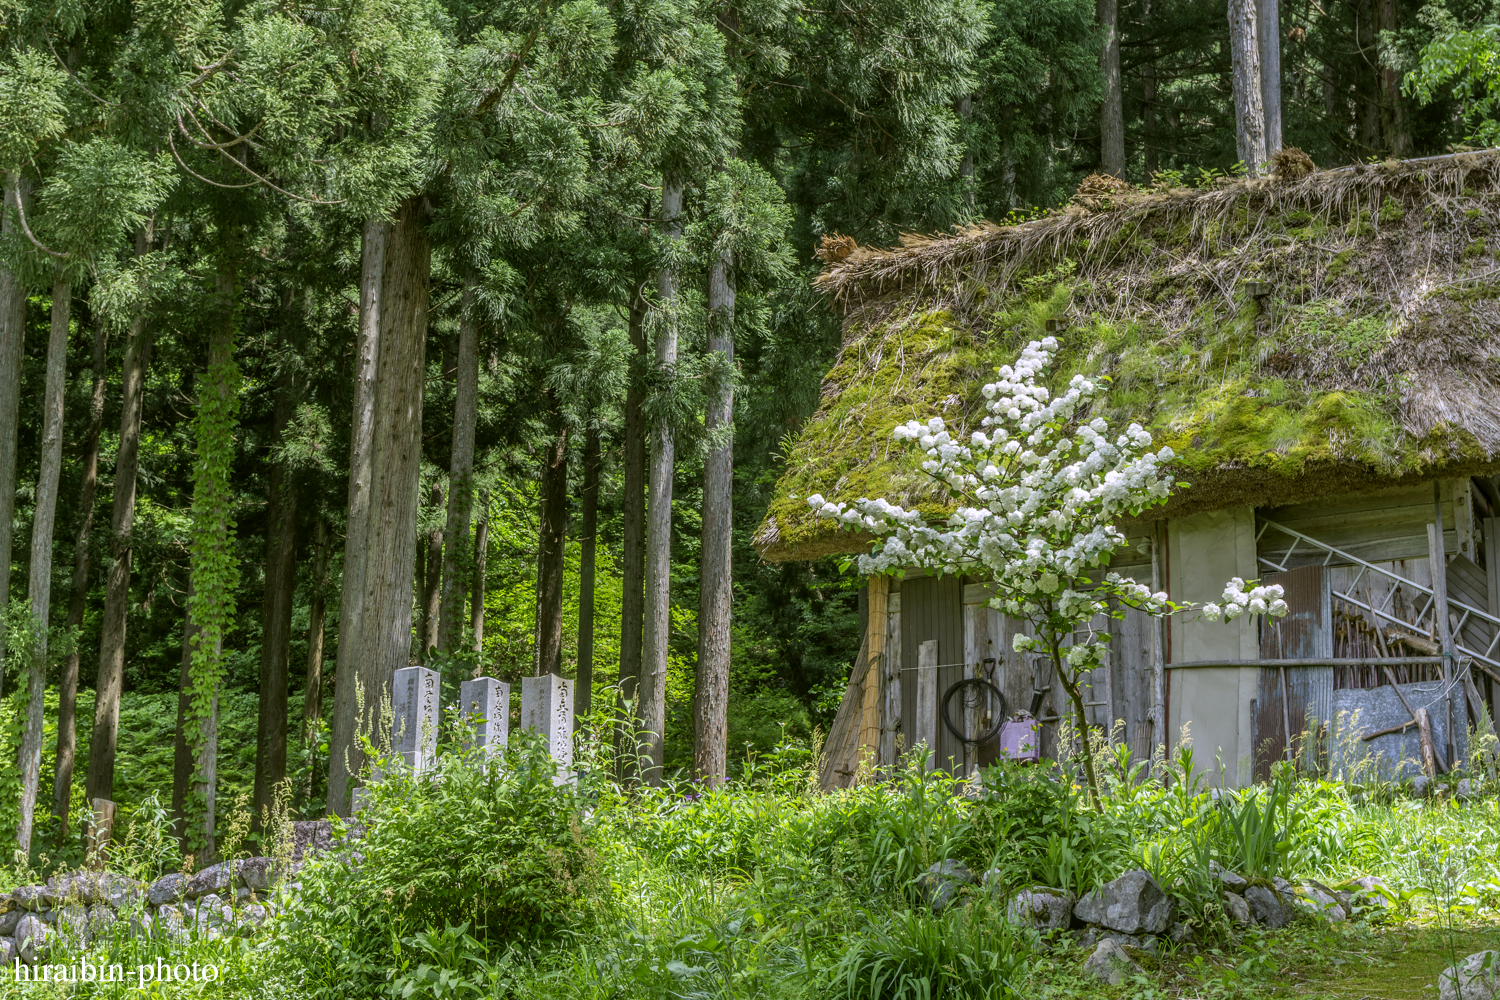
(269, 731, 611, 997)
(971, 760, 1129, 896)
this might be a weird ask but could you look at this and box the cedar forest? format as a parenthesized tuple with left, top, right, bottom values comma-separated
(0, 0, 1497, 861)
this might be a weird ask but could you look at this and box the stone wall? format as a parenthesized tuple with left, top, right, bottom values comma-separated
(0, 820, 334, 966)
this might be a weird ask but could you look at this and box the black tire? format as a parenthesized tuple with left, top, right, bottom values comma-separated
(941, 678, 1006, 746)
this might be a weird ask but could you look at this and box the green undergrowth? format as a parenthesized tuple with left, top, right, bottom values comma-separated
(10, 734, 1500, 999)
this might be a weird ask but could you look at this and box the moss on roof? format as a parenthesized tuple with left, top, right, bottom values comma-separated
(757, 151, 1500, 562)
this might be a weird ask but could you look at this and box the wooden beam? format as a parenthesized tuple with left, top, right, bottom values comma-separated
(858, 575, 888, 773)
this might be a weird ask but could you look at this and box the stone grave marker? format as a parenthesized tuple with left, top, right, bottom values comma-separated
(521, 673, 573, 782)
(460, 676, 510, 754)
(393, 665, 441, 773)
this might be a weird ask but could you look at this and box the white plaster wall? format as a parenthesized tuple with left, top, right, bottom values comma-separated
(1168, 507, 1260, 787)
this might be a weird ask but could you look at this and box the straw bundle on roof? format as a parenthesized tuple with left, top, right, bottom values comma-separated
(757, 150, 1500, 562)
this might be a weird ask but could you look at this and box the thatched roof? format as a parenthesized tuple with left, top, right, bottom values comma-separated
(756, 150, 1500, 562)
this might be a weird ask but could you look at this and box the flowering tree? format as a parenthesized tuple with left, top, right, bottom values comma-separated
(807, 338, 1287, 801)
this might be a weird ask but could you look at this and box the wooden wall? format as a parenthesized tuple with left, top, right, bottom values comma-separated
(898, 575, 965, 771)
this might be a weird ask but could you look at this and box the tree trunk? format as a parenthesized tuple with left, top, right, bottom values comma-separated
(302, 516, 330, 803)
(54, 314, 108, 835)
(421, 483, 443, 659)
(303, 516, 330, 746)
(172, 582, 199, 846)
(1142, 0, 1159, 177)
(327, 216, 389, 816)
(329, 196, 429, 816)
(1356, 0, 1381, 156)
(577, 424, 599, 726)
(1373, 0, 1409, 156)
(695, 252, 734, 786)
(1229, 0, 1268, 175)
(957, 95, 975, 212)
(535, 423, 569, 677)
(87, 229, 153, 806)
(618, 291, 648, 762)
(471, 491, 489, 656)
(438, 278, 479, 654)
(1256, 0, 1282, 154)
(253, 376, 299, 833)
(184, 251, 243, 860)
(641, 180, 682, 785)
(17, 275, 70, 852)
(1098, 0, 1125, 177)
(0, 175, 30, 699)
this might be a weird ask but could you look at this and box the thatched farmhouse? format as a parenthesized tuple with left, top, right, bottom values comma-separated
(757, 151, 1500, 790)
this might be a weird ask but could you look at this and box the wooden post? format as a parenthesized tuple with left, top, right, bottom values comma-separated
(1151, 525, 1167, 761)
(880, 594, 901, 772)
(1430, 486, 1458, 768)
(860, 576, 888, 774)
(916, 640, 939, 770)
(86, 798, 116, 869)
(1416, 707, 1440, 778)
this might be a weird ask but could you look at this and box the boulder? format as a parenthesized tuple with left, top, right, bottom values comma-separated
(1079, 928, 1157, 954)
(1295, 883, 1348, 922)
(87, 903, 116, 941)
(1073, 870, 1173, 935)
(1344, 875, 1393, 910)
(1006, 887, 1074, 931)
(55, 903, 89, 946)
(1244, 885, 1287, 928)
(291, 820, 333, 867)
(44, 872, 97, 907)
(1083, 938, 1140, 985)
(129, 910, 154, 940)
(1412, 775, 1432, 798)
(1167, 920, 1193, 944)
(16, 913, 50, 964)
(1456, 779, 1473, 801)
(186, 862, 235, 900)
(11, 886, 47, 911)
(238, 856, 278, 892)
(1209, 862, 1249, 894)
(915, 861, 973, 913)
(1440, 950, 1500, 1000)
(238, 904, 270, 935)
(154, 905, 186, 941)
(0, 936, 13, 964)
(197, 894, 233, 931)
(147, 874, 187, 907)
(0, 909, 19, 936)
(96, 872, 145, 909)
(1223, 891, 1252, 927)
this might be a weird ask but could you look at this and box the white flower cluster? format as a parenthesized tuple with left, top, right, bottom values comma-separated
(1199, 578, 1289, 622)
(807, 338, 1176, 625)
(806, 337, 1289, 671)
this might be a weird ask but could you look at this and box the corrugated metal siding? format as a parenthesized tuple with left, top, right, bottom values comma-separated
(1255, 565, 1332, 778)
(900, 574, 965, 773)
